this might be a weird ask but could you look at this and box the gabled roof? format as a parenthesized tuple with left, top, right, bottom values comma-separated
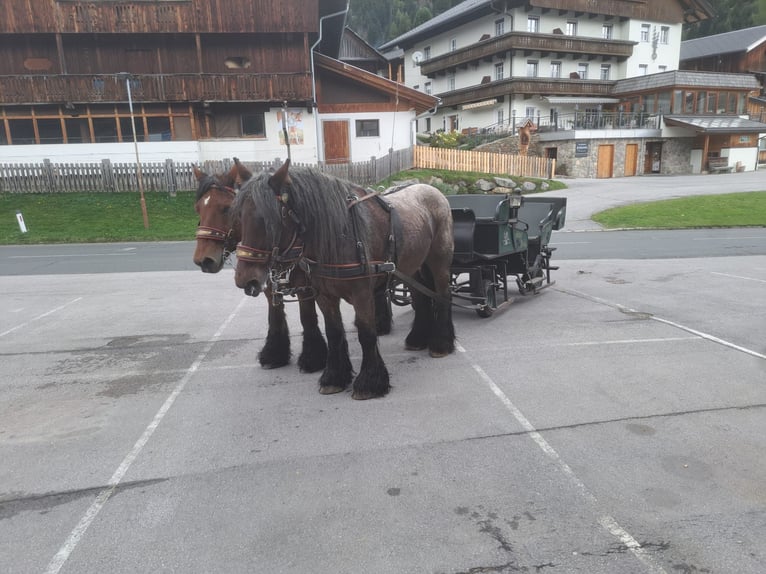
(317, 0, 351, 58)
(314, 53, 439, 114)
(664, 115, 766, 133)
(379, 0, 493, 50)
(613, 70, 760, 94)
(681, 25, 766, 61)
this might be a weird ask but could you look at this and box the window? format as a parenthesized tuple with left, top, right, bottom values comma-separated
(640, 24, 650, 42)
(527, 60, 539, 77)
(449, 38, 457, 52)
(577, 63, 588, 79)
(566, 21, 577, 36)
(600, 64, 611, 80)
(638, 64, 648, 76)
(37, 118, 65, 144)
(602, 24, 613, 40)
(448, 115, 459, 131)
(683, 91, 695, 113)
(355, 119, 379, 137)
(147, 117, 171, 141)
(424, 81, 432, 95)
(697, 92, 707, 114)
(495, 62, 504, 81)
(447, 72, 456, 91)
(660, 26, 669, 44)
(242, 113, 266, 137)
(495, 18, 505, 36)
(550, 61, 561, 78)
(224, 57, 251, 69)
(658, 65, 667, 73)
(425, 117, 431, 132)
(706, 92, 717, 113)
(527, 16, 539, 33)
(525, 107, 536, 119)
(497, 108, 504, 127)
(423, 46, 431, 60)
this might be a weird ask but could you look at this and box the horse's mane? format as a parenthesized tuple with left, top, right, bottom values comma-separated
(234, 167, 370, 264)
(195, 175, 223, 201)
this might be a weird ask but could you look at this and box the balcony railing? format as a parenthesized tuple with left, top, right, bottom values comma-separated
(420, 32, 635, 77)
(437, 77, 615, 108)
(0, 73, 313, 105)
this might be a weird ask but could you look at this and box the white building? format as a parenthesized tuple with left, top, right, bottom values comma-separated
(380, 0, 709, 134)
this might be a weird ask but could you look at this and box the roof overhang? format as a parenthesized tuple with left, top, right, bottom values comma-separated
(544, 97, 620, 105)
(664, 115, 766, 133)
(314, 53, 439, 114)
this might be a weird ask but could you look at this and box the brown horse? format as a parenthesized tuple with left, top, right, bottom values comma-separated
(233, 159, 455, 400)
(192, 159, 328, 373)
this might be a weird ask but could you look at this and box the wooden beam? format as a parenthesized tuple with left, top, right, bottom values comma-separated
(55, 33, 67, 74)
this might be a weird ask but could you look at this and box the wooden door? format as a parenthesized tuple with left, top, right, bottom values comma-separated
(596, 144, 614, 178)
(624, 144, 638, 176)
(323, 120, 349, 164)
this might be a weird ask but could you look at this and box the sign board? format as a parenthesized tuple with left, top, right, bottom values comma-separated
(575, 142, 589, 157)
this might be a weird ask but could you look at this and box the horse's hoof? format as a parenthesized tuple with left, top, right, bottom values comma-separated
(319, 385, 345, 395)
(352, 389, 382, 400)
(405, 343, 427, 351)
(260, 362, 286, 370)
(429, 350, 450, 358)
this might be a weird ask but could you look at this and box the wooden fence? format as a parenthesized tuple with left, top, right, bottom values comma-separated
(0, 148, 414, 194)
(0, 145, 554, 193)
(413, 146, 555, 179)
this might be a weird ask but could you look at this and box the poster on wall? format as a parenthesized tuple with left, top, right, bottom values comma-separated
(277, 109, 304, 146)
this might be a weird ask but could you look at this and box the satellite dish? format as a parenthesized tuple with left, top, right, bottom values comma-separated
(412, 51, 424, 64)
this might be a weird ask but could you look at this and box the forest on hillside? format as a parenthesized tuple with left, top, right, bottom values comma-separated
(347, 0, 766, 47)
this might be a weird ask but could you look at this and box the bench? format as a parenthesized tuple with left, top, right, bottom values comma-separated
(707, 157, 733, 173)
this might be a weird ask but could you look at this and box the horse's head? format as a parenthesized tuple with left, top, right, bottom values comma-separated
(193, 159, 252, 273)
(234, 159, 298, 297)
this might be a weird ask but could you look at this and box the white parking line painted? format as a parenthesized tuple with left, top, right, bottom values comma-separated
(0, 298, 82, 338)
(559, 287, 766, 361)
(43, 296, 248, 574)
(457, 342, 668, 574)
(710, 271, 766, 284)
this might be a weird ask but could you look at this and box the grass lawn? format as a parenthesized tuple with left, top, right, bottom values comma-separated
(0, 191, 198, 245)
(592, 191, 766, 229)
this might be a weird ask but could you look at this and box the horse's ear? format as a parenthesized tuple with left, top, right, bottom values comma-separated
(193, 165, 207, 182)
(268, 158, 292, 197)
(232, 157, 253, 186)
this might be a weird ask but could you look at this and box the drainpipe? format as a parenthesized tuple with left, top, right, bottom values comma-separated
(310, 1, 350, 163)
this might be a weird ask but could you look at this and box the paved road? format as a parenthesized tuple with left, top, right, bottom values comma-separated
(537, 170, 766, 231)
(1, 173, 765, 574)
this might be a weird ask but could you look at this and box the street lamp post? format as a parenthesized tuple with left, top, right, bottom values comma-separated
(119, 72, 149, 229)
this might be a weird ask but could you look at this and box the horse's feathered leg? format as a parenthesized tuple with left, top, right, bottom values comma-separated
(258, 288, 292, 369)
(426, 259, 456, 358)
(316, 293, 353, 394)
(404, 270, 431, 351)
(374, 287, 392, 336)
(296, 296, 327, 373)
(351, 290, 390, 400)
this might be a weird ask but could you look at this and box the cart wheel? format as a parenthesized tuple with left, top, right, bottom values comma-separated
(476, 279, 496, 318)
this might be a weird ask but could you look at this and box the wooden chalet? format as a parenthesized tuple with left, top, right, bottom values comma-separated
(0, 0, 436, 165)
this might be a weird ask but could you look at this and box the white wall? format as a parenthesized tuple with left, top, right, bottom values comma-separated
(319, 110, 415, 162)
(722, 147, 758, 171)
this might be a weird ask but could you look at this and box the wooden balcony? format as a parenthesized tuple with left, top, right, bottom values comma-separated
(0, 73, 313, 105)
(420, 32, 635, 77)
(437, 77, 615, 108)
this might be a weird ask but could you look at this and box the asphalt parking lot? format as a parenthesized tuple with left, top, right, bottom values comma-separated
(2, 170, 765, 573)
(1, 245, 764, 573)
